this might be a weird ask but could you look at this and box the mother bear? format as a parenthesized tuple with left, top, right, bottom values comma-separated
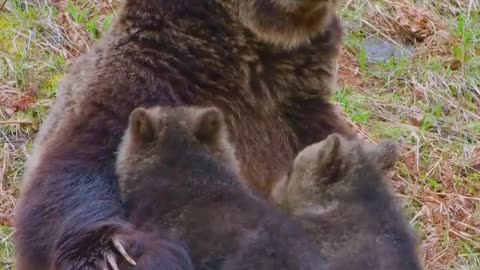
(14, 0, 354, 269)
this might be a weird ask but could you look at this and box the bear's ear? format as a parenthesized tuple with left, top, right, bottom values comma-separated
(374, 140, 400, 170)
(314, 133, 349, 184)
(128, 107, 155, 144)
(192, 107, 225, 147)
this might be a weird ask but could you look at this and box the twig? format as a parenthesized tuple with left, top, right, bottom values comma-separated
(0, 120, 34, 125)
(342, 0, 354, 11)
(0, 0, 7, 11)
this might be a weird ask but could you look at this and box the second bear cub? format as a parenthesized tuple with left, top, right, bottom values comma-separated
(116, 106, 324, 270)
(272, 134, 422, 270)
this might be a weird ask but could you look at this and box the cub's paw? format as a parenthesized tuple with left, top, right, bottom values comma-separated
(53, 221, 136, 270)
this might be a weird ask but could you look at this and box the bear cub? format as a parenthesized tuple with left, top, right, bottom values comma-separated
(273, 134, 423, 270)
(116, 106, 324, 270)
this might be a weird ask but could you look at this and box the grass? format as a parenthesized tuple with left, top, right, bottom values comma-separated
(0, 226, 14, 270)
(337, 1, 480, 268)
(0, 0, 479, 269)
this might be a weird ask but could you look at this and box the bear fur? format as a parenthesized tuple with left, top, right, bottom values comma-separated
(15, 104, 194, 270)
(15, 0, 353, 268)
(115, 105, 324, 270)
(112, 226, 194, 270)
(272, 134, 423, 270)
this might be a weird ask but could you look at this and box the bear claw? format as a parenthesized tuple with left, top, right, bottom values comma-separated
(112, 235, 137, 266)
(106, 252, 120, 270)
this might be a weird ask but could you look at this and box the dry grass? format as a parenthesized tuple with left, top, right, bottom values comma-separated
(0, 0, 479, 269)
(338, 1, 480, 269)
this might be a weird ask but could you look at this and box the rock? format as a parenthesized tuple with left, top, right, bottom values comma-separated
(363, 36, 413, 63)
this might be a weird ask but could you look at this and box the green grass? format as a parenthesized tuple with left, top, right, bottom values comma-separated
(0, 226, 14, 270)
(338, 1, 480, 268)
(0, 0, 479, 269)
(0, 1, 120, 268)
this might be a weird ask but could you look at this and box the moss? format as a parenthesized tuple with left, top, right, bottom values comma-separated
(39, 73, 63, 98)
(369, 121, 410, 141)
(0, 226, 15, 270)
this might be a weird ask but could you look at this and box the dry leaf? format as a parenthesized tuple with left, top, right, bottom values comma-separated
(408, 106, 426, 126)
(395, 5, 447, 42)
(444, 58, 462, 70)
(12, 95, 36, 112)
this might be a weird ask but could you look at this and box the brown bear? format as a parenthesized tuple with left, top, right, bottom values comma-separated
(14, 0, 354, 269)
(115, 106, 324, 270)
(15, 104, 195, 270)
(54, 221, 194, 270)
(272, 134, 423, 270)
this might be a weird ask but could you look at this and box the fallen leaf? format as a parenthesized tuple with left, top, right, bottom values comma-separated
(395, 5, 448, 42)
(12, 95, 35, 111)
(445, 58, 462, 70)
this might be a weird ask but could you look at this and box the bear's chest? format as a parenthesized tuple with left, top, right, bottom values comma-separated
(241, 49, 337, 108)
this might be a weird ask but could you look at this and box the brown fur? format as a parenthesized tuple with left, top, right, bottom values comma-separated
(117, 106, 324, 270)
(15, 0, 352, 268)
(222, 0, 341, 48)
(113, 227, 194, 270)
(15, 104, 193, 270)
(272, 134, 423, 270)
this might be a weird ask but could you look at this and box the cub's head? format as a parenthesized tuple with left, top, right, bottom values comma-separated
(225, 0, 341, 49)
(304, 133, 400, 177)
(116, 106, 238, 178)
(283, 134, 400, 212)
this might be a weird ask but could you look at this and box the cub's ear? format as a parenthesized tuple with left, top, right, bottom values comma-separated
(192, 107, 226, 147)
(362, 139, 400, 170)
(128, 107, 155, 144)
(375, 139, 400, 170)
(314, 133, 349, 184)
